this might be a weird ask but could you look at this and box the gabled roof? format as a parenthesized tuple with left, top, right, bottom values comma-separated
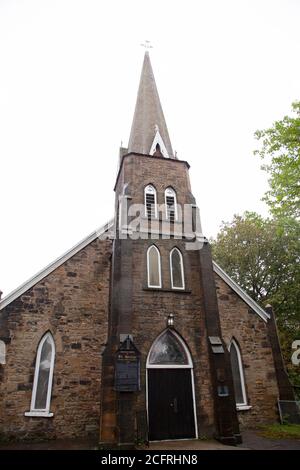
(0, 220, 269, 323)
(128, 52, 174, 158)
(0, 219, 114, 311)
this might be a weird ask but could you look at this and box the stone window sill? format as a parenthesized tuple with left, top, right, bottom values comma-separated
(25, 411, 54, 418)
(143, 287, 191, 294)
(236, 405, 252, 411)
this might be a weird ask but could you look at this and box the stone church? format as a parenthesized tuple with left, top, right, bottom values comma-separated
(0, 52, 296, 447)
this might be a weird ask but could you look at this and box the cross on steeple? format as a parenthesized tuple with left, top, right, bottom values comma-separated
(140, 40, 153, 51)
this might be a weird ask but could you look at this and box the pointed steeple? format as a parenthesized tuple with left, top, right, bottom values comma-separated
(128, 52, 174, 159)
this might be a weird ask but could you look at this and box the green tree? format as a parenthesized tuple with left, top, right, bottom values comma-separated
(211, 212, 300, 392)
(254, 101, 300, 219)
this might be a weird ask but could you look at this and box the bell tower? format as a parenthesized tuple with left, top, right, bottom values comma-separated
(99, 52, 241, 448)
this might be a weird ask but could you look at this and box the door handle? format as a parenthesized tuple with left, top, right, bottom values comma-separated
(170, 398, 178, 413)
(173, 397, 178, 413)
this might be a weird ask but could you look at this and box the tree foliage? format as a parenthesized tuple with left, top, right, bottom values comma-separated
(254, 101, 300, 219)
(211, 212, 300, 392)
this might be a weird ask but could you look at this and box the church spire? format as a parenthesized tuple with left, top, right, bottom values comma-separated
(128, 52, 174, 159)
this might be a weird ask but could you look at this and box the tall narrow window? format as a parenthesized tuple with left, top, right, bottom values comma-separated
(0, 340, 6, 364)
(229, 339, 247, 407)
(165, 187, 177, 222)
(147, 245, 162, 288)
(144, 184, 157, 219)
(170, 248, 185, 289)
(25, 332, 55, 416)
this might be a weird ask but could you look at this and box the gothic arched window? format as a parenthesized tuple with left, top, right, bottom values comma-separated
(147, 245, 162, 288)
(170, 248, 185, 290)
(0, 340, 6, 364)
(144, 184, 157, 219)
(26, 332, 55, 416)
(147, 330, 191, 366)
(229, 339, 247, 406)
(165, 187, 177, 222)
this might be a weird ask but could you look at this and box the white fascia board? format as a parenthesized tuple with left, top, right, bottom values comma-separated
(0, 219, 114, 311)
(212, 261, 270, 323)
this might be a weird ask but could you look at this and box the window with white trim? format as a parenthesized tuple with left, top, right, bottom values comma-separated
(26, 332, 55, 416)
(229, 339, 247, 407)
(0, 340, 6, 364)
(148, 330, 189, 365)
(147, 245, 162, 288)
(144, 184, 157, 219)
(165, 187, 177, 222)
(170, 248, 185, 290)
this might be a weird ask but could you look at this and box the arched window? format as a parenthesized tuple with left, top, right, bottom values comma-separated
(147, 330, 191, 366)
(147, 245, 162, 288)
(26, 332, 55, 416)
(229, 339, 247, 407)
(170, 248, 185, 290)
(144, 184, 157, 219)
(0, 340, 6, 364)
(165, 187, 177, 222)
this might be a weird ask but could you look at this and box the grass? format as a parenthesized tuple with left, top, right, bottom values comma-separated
(258, 424, 300, 440)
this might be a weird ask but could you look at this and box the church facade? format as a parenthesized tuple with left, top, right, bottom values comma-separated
(0, 53, 295, 447)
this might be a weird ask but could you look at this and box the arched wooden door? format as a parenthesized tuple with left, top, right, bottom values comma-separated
(146, 329, 197, 441)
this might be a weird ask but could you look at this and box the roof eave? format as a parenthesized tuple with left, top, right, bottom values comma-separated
(213, 261, 270, 322)
(0, 219, 114, 311)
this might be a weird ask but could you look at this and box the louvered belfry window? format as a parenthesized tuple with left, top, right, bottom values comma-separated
(165, 187, 177, 222)
(145, 185, 157, 219)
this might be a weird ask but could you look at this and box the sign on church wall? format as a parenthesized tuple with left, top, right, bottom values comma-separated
(115, 336, 140, 392)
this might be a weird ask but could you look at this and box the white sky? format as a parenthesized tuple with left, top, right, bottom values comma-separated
(0, 0, 299, 297)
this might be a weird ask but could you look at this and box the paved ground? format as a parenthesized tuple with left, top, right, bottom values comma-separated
(239, 430, 300, 450)
(146, 439, 245, 450)
(0, 430, 299, 450)
(0, 438, 98, 450)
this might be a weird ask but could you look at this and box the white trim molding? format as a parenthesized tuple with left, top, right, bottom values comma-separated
(0, 219, 114, 311)
(213, 262, 270, 322)
(24, 411, 54, 418)
(147, 245, 162, 288)
(25, 332, 55, 417)
(170, 247, 185, 290)
(150, 129, 170, 158)
(236, 405, 252, 411)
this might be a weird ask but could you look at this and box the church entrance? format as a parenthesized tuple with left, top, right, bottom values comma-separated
(146, 329, 197, 441)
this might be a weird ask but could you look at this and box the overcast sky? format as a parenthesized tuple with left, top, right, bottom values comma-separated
(0, 0, 299, 297)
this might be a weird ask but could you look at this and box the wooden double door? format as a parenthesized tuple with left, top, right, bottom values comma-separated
(148, 368, 196, 441)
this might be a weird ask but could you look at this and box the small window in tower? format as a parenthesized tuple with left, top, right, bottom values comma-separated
(170, 248, 185, 289)
(165, 187, 177, 222)
(147, 245, 162, 288)
(144, 184, 157, 219)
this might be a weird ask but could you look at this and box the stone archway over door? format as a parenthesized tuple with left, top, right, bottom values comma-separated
(146, 329, 198, 441)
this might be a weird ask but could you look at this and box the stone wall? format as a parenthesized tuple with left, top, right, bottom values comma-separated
(0, 238, 111, 441)
(215, 273, 280, 428)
